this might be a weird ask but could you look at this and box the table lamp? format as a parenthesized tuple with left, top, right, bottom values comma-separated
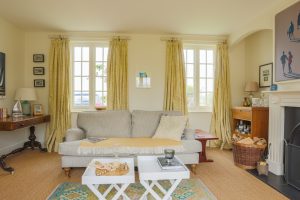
(244, 81, 258, 106)
(14, 88, 37, 116)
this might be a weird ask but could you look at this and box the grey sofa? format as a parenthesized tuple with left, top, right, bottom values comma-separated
(59, 110, 202, 175)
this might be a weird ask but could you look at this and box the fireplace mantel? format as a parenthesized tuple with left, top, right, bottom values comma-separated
(267, 90, 300, 175)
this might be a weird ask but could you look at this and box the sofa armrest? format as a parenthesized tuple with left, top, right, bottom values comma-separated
(65, 128, 86, 142)
(183, 128, 196, 140)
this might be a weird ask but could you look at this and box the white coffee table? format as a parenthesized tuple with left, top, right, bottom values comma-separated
(137, 156, 190, 200)
(82, 158, 135, 200)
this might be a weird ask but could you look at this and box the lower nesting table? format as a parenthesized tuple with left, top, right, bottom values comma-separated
(82, 157, 135, 200)
(137, 156, 190, 200)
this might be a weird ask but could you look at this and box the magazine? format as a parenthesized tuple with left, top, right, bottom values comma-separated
(157, 157, 184, 170)
(87, 137, 107, 143)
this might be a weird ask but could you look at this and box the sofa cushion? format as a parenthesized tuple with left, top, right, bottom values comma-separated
(153, 116, 188, 141)
(131, 110, 182, 138)
(131, 110, 162, 138)
(58, 139, 202, 156)
(77, 110, 131, 138)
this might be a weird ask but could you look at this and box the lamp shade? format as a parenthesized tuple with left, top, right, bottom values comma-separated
(244, 81, 258, 92)
(15, 88, 37, 101)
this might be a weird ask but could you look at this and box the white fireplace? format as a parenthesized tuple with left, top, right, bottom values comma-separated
(266, 90, 300, 175)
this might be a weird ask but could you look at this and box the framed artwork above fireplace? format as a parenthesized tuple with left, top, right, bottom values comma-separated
(275, 1, 300, 82)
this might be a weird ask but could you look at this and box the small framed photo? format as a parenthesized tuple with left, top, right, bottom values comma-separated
(33, 104, 43, 116)
(34, 79, 45, 87)
(259, 63, 273, 88)
(33, 67, 45, 75)
(33, 54, 44, 63)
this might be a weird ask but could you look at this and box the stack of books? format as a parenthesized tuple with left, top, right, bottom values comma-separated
(157, 157, 184, 170)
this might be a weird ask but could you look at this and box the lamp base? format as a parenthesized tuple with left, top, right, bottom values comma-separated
(21, 101, 31, 115)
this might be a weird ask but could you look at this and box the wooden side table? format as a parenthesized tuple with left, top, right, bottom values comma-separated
(0, 115, 50, 174)
(195, 129, 218, 162)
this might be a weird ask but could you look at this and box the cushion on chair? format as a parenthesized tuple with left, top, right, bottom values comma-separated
(77, 110, 131, 138)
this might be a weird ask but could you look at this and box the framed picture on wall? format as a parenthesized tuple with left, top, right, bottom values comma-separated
(0, 52, 5, 96)
(34, 79, 45, 87)
(33, 54, 44, 62)
(33, 67, 45, 75)
(275, 1, 300, 82)
(259, 63, 273, 88)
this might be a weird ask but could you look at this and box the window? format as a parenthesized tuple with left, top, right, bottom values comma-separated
(183, 45, 215, 112)
(71, 42, 108, 110)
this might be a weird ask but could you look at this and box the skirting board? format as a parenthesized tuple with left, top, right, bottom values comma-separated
(0, 141, 27, 155)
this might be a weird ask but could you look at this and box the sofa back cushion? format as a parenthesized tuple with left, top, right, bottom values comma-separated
(131, 110, 182, 138)
(77, 110, 131, 138)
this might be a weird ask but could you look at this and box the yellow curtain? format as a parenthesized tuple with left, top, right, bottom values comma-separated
(163, 40, 187, 114)
(210, 42, 232, 150)
(107, 38, 128, 110)
(46, 38, 71, 152)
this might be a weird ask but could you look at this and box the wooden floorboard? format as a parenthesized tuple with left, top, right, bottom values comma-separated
(0, 148, 287, 200)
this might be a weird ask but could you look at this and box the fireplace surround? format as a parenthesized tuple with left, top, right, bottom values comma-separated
(267, 91, 300, 176)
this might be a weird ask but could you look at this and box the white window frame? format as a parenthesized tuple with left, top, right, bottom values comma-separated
(184, 44, 216, 113)
(70, 41, 109, 111)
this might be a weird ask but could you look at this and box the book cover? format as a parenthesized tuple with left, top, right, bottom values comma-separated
(157, 157, 184, 170)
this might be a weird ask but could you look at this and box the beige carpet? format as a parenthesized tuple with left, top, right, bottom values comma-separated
(0, 148, 287, 200)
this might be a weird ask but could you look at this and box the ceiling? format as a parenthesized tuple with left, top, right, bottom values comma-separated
(0, 0, 284, 35)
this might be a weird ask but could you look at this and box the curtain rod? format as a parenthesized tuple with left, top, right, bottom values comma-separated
(48, 34, 131, 40)
(160, 35, 227, 43)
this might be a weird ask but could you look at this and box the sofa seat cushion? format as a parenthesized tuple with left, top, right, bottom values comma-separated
(131, 110, 182, 138)
(59, 139, 201, 156)
(77, 110, 131, 138)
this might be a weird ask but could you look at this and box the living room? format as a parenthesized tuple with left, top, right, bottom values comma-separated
(0, 0, 300, 199)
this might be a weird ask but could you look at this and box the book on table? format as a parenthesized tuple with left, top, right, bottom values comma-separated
(157, 157, 184, 170)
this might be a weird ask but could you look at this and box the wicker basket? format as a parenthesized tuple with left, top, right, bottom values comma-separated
(232, 142, 266, 169)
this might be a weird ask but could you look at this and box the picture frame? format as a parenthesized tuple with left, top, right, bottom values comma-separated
(33, 54, 44, 63)
(259, 63, 273, 88)
(0, 52, 5, 96)
(33, 67, 45, 75)
(34, 79, 45, 87)
(32, 104, 43, 116)
(275, 1, 300, 82)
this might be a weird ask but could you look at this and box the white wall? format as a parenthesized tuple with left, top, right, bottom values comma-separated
(0, 17, 28, 154)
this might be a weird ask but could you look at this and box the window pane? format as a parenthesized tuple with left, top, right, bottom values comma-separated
(200, 50, 206, 63)
(74, 91, 81, 106)
(103, 77, 107, 91)
(186, 64, 194, 77)
(200, 78, 206, 92)
(96, 77, 103, 91)
(207, 79, 214, 92)
(82, 77, 89, 91)
(200, 93, 206, 106)
(187, 94, 194, 108)
(74, 77, 81, 90)
(74, 47, 81, 61)
(186, 78, 194, 94)
(82, 62, 89, 76)
(207, 92, 213, 106)
(74, 62, 81, 76)
(82, 92, 89, 105)
(96, 47, 103, 61)
(183, 50, 187, 61)
(187, 49, 194, 63)
(82, 47, 89, 61)
(96, 62, 105, 76)
(200, 64, 206, 78)
(104, 48, 108, 61)
(103, 63, 107, 76)
(207, 50, 213, 64)
(207, 64, 214, 78)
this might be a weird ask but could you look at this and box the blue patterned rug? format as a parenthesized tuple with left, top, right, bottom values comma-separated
(48, 179, 217, 200)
